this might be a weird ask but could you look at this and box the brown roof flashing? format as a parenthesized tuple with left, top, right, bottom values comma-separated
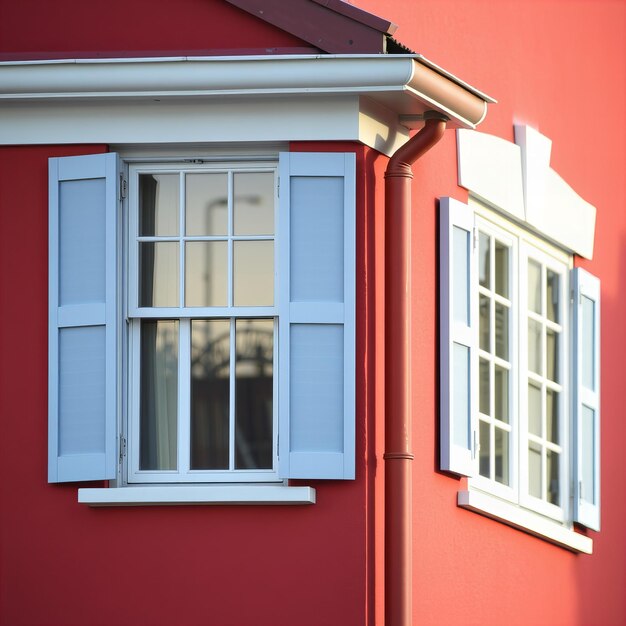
(224, 0, 398, 53)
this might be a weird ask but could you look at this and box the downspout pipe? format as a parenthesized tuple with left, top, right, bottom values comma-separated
(384, 111, 448, 626)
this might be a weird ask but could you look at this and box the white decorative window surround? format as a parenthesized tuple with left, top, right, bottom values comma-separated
(441, 126, 600, 553)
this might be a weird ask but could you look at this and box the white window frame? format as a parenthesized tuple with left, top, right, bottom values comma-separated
(124, 161, 281, 485)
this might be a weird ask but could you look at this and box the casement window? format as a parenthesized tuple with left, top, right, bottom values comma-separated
(48, 151, 356, 501)
(440, 197, 600, 550)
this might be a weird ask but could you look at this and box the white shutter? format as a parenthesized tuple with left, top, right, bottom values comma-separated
(573, 267, 601, 530)
(48, 153, 119, 483)
(278, 152, 356, 479)
(440, 197, 477, 476)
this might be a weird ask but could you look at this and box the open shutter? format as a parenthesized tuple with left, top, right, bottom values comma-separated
(48, 153, 119, 483)
(278, 152, 356, 479)
(573, 268, 601, 530)
(440, 197, 477, 476)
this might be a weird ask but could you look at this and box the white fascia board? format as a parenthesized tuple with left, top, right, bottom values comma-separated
(78, 485, 316, 506)
(458, 490, 593, 554)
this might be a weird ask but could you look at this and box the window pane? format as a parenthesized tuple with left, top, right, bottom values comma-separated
(139, 242, 179, 307)
(494, 365, 509, 423)
(185, 173, 228, 236)
(479, 295, 490, 352)
(495, 240, 509, 297)
(528, 382, 542, 436)
(528, 442, 542, 498)
(546, 388, 559, 444)
(495, 427, 509, 486)
(478, 232, 490, 288)
(528, 319, 542, 375)
(235, 319, 274, 469)
(479, 420, 490, 478)
(582, 296, 595, 390)
(528, 259, 541, 314)
(495, 302, 508, 360)
(190, 320, 230, 470)
(139, 174, 179, 236)
(546, 328, 559, 382)
(140, 321, 178, 471)
(582, 406, 596, 504)
(547, 449, 560, 505)
(185, 241, 227, 307)
(233, 241, 274, 306)
(479, 357, 490, 416)
(546, 269, 559, 323)
(233, 172, 274, 236)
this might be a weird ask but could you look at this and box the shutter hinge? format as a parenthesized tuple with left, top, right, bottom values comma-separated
(472, 429, 479, 459)
(120, 175, 128, 200)
(119, 435, 127, 461)
(472, 227, 478, 250)
(277, 177, 280, 198)
(579, 480, 583, 501)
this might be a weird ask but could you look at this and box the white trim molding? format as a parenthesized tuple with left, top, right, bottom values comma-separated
(458, 490, 593, 554)
(78, 485, 316, 506)
(457, 126, 596, 258)
(0, 55, 492, 155)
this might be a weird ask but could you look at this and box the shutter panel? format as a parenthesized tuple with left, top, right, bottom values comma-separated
(278, 152, 356, 479)
(573, 267, 601, 530)
(48, 153, 119, 483)
(440, 197, 477, 476)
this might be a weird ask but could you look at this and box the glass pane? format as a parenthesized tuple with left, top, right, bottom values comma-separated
(495, 428, 509, 486)
(528, 442, 542, 499)
(546, 269, 559, 322)
(495, 240, 509, 297)
(235, 319, 274, 469)
(233, 172, 274, 235)
(185, 173, 228, 236)
(546, 388, 559, 444)
(546, 328, 559, 382)
(139, 242, 179, 307)
(190, 320, 230, 470)
(547, 449, 560, 505)
(494, 365, 509, 424)
(479, 420, 490, 478)
(495, 302, 509, 360)
(582, 296, 595, 390)
(233, 241, 274, 306)
(479, 357, 490, 416)
(582, 406, 596, 504)
(528, 382, 542, 436)
(453, 343, 470, 448)
(478, 232, 490, 289)
(139, 174, 179, 236)
(185, 241, 227, 307)
(140, 320, 178, 470)
(528, 259, 542, 314)
(453, 226, 469, 325)
(479, 295, 490, 352)
(528, 319, 542, 375)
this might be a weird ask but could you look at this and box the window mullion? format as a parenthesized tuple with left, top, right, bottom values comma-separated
(179, 319, 191, 475)
(229, 318, 236, 471)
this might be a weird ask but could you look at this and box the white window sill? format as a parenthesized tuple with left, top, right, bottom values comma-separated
(78, 485, 316, 507)
(458, 490, 593, 554)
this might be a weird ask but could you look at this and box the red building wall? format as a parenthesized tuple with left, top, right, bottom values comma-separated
(0, 1, 625, 625)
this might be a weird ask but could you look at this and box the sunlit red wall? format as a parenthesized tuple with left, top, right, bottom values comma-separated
(355, 1, 625, 624)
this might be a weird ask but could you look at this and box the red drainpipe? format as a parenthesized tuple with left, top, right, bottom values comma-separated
(384, 111, 448, 626)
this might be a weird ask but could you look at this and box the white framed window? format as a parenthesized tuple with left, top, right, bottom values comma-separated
(127, 163, 278, 483)
(440, 197, 600, 551)
(47, 150, 357, 503)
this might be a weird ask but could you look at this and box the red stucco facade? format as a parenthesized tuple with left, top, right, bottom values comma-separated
(0, 1, 624, 625)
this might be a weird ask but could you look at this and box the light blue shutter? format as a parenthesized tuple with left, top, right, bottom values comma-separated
(440, 197, 477, 476)
(573, 268, 601, 530)
(48, 153, 119, 483)
(278, 152, 356, 479)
